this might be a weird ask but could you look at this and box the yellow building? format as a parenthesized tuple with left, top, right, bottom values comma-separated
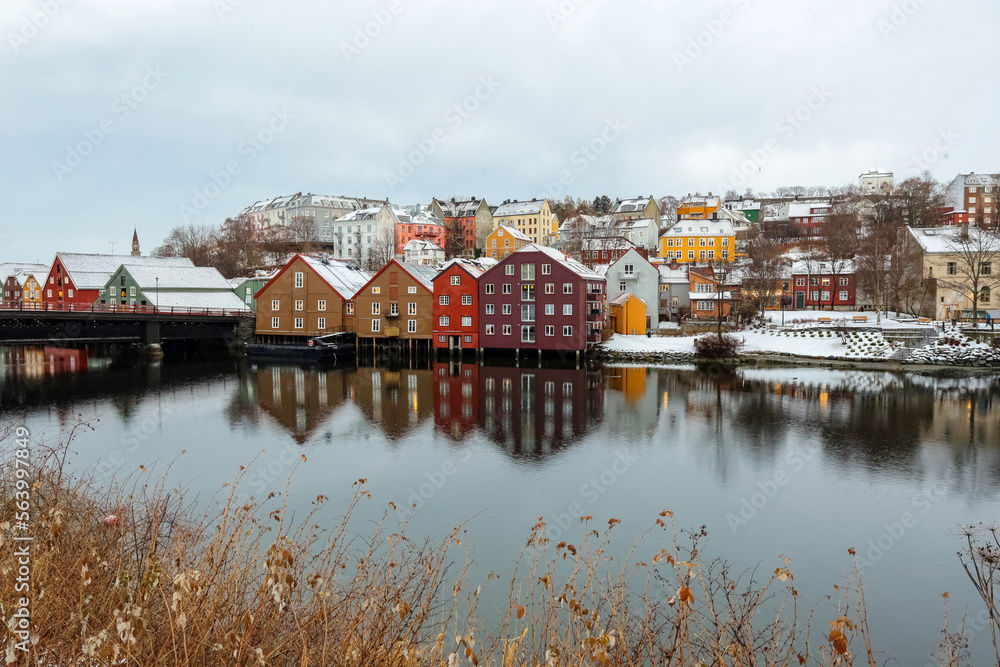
(677, 195, 721, 220)
(21, 275, 44, 308)
(660, 219, 736, 263)
(613, 196, 660, 222)
(483, 225, 531, 260)
(492, 199, 556, 245)
(609, 292, 646, 335)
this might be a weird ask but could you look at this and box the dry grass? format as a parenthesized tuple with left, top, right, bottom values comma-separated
(0, 419, 966, 666)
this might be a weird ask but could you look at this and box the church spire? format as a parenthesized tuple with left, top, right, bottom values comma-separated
(131, 229, 140, 256)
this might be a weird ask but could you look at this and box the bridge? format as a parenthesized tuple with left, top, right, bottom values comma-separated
(0, 303, 253, 346)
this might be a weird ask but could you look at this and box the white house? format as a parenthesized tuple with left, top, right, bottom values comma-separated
(402, 239, 445, 265)
(597, 248, 662, 330)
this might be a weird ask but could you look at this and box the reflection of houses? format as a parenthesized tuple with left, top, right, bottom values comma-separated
(478, 366, 604, 458)
(432, 363, 480, 440)
(254, 366, 352, 444)
(350, 367, 434, 440)
(603, 366, 663, 439)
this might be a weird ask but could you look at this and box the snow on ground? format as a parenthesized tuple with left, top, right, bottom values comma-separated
(761, 310, 923, 328)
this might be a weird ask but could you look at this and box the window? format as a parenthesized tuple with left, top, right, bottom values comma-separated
(699, 238, 706, 247)
(408, 319, 417, 333)
(542, 263, 551, 275)
(461, 294, 473, 306)
(545, 283, 555, 294)
(502, 324, 512, 336)
(699, 250, 706, 259)
(697, 300, 714, 311)
(695, 283, 713, 293)
(522, 304, 535, 321)
(505, 265, 515, 275)
(810, 277, 819, 286)
(389, 302, 398, 315)
(408, 302, 416, 315)
(294, 317, 304, 329)
(839, 277, 849, 286)
(408, 286, 416, 294)
(838, 290, 849, 302)
(521, 284, 535, 301)
(486, 304, 495, 314)
(271, 317, 279, 328)
(982, 262, 992, 275)
(563, 304, 572, 315)
(708, 238, 715, 246)
(947, 262, 957, 275)
(372, 302, 381, 315)
(485, 324, 495, 335)
(563, 283, 572, 294)
(346, 302, 354, 315)
(722, 238, 729, 246)
(461, 316, 472, 327)
(372, 286, 380, 294)
(68, 289, 74, 298)
(294, 272, 304, 288)
(318, 317, 326, 329)
(129, 286, 136, 297)
(317, 299, 326, 311)
(521, 325, 535, 343)
(521, 264, 535, 280)
(619, 281, 626, 292)
(109, 287, 115, 296)
(271, 299, 280, 310)
(542, 303, 553, 316)
(450, 275, 461, 285)
(295, 300, 304, 311)
(502, 284, 512, 294)
(722, 250, 729, 259)
(545, 324, 554, 336)
(502, 304, 512, 315)
(688, 239, 695, 247)
(821, 278, 830, 287)
(667, 238, 674, 247)
(623, 263, 634, 276)
(688, 251, 695, 259)
(811, 290, 819, 301)
(120, 276, 125, 286)
(562, 325, 573, 336)
(485, 284, 495, 294)
(439, 317, 451, 329)
(371, 319, 381, 332)
(821, 290, 831, 301)
(464, 335, 473, 343)
(439, 295, 450, 306)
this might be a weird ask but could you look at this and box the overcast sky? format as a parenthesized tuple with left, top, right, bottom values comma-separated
(1, 0, 996, 263)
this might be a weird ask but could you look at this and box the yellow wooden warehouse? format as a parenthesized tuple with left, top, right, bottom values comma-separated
(609, 292, 646, 335)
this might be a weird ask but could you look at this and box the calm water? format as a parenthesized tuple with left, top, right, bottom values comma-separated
(3, 347, 1000, 665)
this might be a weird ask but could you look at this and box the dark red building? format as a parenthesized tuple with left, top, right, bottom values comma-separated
(432, 363, 480, 440)
(580, 236, 647, 269)
(790, 260, 857, 310)
(41, 253, 194, 310)
(478, 245, 606, 353)
(432, 259, 484, 351)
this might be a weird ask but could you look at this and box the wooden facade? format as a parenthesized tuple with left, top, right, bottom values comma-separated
(354, 259, 437, 345)
(432, 261, 483, 350)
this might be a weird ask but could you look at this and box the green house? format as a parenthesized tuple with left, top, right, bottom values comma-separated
(228, 274, 274, 311)
(101, 264, 249, 312)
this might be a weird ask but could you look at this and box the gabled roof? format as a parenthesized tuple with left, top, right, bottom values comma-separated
(906, 226, 999, 254)
(435, 198, 485, 217)
(661, 219, 735, 237)
(0, 263, 50, 282)
(612, 197, 655, 214)
(55, 253, 195, 290)
(298, 254, 372, 299)
(494, 224, 532, 242)
(657, 263, 690, 282)
(357, 259, 438, 294)
(582, 236, 636, 251)
(510, 244, 606, 280)
(118, 265, 233, 290)
(403, 239, 443, 252)
(435, 258, 485, 280)
(333, 207, 381, 222)
(493, 199, 546, 216)
(144, 291, 250, 311)
(610, 292, 645, 307)
(787, 202, 831, 218)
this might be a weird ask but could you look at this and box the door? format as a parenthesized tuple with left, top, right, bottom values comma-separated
(451, 335, 461, 349)
(795, 291, 804, 309)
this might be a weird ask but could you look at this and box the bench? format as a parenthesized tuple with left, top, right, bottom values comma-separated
(917, 317, 932, 324)
(853, 316, 868, 323)
(817, 317, 832, 323)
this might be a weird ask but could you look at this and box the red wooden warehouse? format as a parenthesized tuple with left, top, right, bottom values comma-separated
(432, 259, 484, 352)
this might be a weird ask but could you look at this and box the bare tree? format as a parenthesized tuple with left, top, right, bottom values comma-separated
(742, 236, 787, 320)
(657, 195, 679, 224)
(896, 172, 944, 228)
(153, 224, 215, 266)
(821, 201, 859, 310)
(215, 216, 264, 277)
(856, 225, 893, 323)
(365, 225, 396, 272)
(946, 226, 1000, 324)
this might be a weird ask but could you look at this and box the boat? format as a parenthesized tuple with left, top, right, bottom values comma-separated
(245, 333, 356, 364)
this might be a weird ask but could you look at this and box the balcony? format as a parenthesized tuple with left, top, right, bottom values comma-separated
(385, 311, 400, 319)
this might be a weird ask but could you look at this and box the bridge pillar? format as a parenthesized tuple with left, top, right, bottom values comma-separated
(145, 319, 161, 344)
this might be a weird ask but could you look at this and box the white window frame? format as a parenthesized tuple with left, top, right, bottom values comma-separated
(408, 319, 417, 333)
(450, 275, 461, 285)
(485, 324, 495, 335)
(461, 316, 472, 327)
(317, 299, 326, 311)
(562, 325, 573, 336)
(317, 317, 326, 329)
(371, 319, 381, 332)
(271, 317, 279, 328)
(294, 317, 304, 329)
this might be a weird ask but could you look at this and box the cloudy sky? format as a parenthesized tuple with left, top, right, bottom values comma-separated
(1, 0, 996, 262)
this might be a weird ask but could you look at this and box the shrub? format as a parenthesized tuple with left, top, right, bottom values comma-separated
(694, 333, 742, 359)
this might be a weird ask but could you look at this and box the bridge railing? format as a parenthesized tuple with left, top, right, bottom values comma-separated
(0, 301, 254, 317)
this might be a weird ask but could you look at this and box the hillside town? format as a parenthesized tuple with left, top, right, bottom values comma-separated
(3, 170, 999, 358)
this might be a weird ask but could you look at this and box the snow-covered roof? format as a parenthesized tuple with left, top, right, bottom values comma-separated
(513, 244, 606, 280)
(906, 226, 1000, 254)
(288, 193, 363, 210)
(613, 197, 655, 214)
(435, 198, 484, 217)
(582, 237, 636, 251)
(493, 199, 546, 217)
(398, 262, 440, 290)
(787, 202, 831, 219)
(437, 258, 486, 278)
(593, 264, 610, 277)
(610, 292, 645, 307)
(144, 290, 250, 311)
(661, 219, 735, 238)
(657, 264, 690, 283)
(688, 291, 733, 300)
(56, 253, 195, 290)
(680, 196, 721, 208)
(298, 254, 372, 299)
(334, 207, 381, 222)
(403, 239, 443, 252)
(495, 225, 532, 242)
(789, 259, 856, 275)
(0, 263, 49, 282)
(121, 265, 233, 290)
